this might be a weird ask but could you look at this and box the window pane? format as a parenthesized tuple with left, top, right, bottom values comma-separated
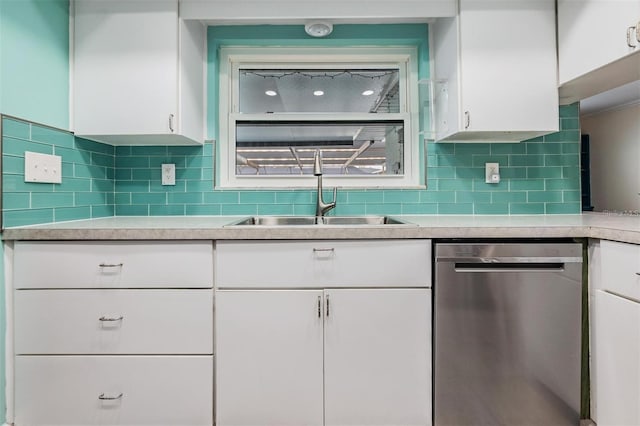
(239, 69, 400, 113)
(235, 121, 404, 176)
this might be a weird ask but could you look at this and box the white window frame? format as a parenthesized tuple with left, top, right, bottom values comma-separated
(218, 46, 421, 189)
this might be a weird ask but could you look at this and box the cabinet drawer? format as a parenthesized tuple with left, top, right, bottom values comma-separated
(216, 240, 431, 288)
(15, 289, 213, 355)
(15, 355, 213, 426)
(600, 240, 640, 301)
(14, 241, 213, 289)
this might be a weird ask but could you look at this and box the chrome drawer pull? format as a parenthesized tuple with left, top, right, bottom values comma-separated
(98, 393, 123, 401)
(99, 316, 124, 322)
(317, 296, 322, 318)
(628, 26, 638, 48)
(99, 263, 123, 268)
(313, 247, 335, 259)
(313, 248, 335, 253)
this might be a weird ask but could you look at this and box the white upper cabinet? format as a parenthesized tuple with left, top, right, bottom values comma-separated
(73, 0, 205, 145)
(431, 0, 559, 142)
(558, 0, 640, 103)
(180, 0, 456, 21)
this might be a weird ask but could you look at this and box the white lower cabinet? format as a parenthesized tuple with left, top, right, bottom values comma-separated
(15, 356, 213, 426)
(12, 241, 214, 426)
(215, 240, 433, 426)
(591, 239, 640, 425)
(215, 290, 325, 426)
(323, 288, 432, 426)
(593, 290, 640, 426)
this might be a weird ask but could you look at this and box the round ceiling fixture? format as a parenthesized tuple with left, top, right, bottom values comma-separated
(265, 90, 278, 97)
(313, 90, 325, 96)
(362, 90, 375, 96)
(305, 21, 333, 38)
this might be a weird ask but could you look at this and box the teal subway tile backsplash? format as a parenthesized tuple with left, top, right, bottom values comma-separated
(115, 204, 148, 216)
(527, 191, 563, 203)
(2, 104, 582, 227)
(546, 202, 581, 214)
(186, 204, 222, 216)
(438, 203, 473, 215)
(474, 203, 510, 215)
(258, 204, 295, 216)
(31, 192, 74, 208)
(2, 119, 31, 139)
(31, 126, 75, 148)
(55, 206, 92, 222)
(510, 203, 545, 214)
(2, 116, 114, 227)
(3, 208, 54, 227)
(149, 204, 185, 216)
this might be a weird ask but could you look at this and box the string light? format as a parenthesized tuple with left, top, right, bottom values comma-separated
(241, 70, 396, 80)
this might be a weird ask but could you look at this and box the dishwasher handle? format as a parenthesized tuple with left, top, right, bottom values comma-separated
(453, 261, 566, 273)
(438, 255, 582, 263)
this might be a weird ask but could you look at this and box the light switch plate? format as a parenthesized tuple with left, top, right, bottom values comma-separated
(485, 162, 500, 184)
(162, 163, 175, 185)
(24, 151, 62, 183)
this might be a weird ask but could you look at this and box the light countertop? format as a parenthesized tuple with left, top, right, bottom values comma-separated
(2, 212, 640, 244)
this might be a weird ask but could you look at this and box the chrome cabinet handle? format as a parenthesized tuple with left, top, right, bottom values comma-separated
(313, 247, 335, 259)
(99, 316, 123, 322)
(169, 114, 175, 132)
(636, 22, 640, 42)
(99, 263, 123, 268)
(627, 26, 637, 48)
(317, 296, 322, 318)
(98, 393, 123, 401)
(326, 295, 330, 317)
(464, 111, 470, 129)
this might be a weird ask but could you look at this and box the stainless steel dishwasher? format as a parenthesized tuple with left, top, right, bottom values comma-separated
(434, 241, 583, 426)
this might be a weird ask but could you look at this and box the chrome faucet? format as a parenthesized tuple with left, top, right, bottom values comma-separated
(313, 149, 336, 220)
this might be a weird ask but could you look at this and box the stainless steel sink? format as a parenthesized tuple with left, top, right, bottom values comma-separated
(226, 216, 415, 227)
(321, 216, 411, 225)
(228, 216, 318, 226)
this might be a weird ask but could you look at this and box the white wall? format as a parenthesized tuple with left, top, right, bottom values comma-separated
(581, 103, 640, 212)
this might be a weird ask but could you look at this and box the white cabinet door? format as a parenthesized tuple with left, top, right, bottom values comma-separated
(215, 290, 324, 426)
(15, 289, 213, 355)
(73, 0, 204, 145)
(324, 288, 432, 426)
(593, 290, 640, 426)
(558, 0, 640, 85)
(432, 0, 558, 142)
(15, 355, 213, 426)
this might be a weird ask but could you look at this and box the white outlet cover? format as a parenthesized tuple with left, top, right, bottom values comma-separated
(162, 163, 176, 185)
(485, 162, 500, 184)
(24, 151, 62, 184)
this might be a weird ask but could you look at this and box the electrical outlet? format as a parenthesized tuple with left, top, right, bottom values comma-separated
(24, 151, 62, 183)
(162, 163, 175, 185)
(485, 162, 500, 184)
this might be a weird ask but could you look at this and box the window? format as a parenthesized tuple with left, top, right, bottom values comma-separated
(218, 47, 420, 188)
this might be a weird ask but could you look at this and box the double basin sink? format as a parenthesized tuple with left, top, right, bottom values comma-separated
(227, 215, 415, 227)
